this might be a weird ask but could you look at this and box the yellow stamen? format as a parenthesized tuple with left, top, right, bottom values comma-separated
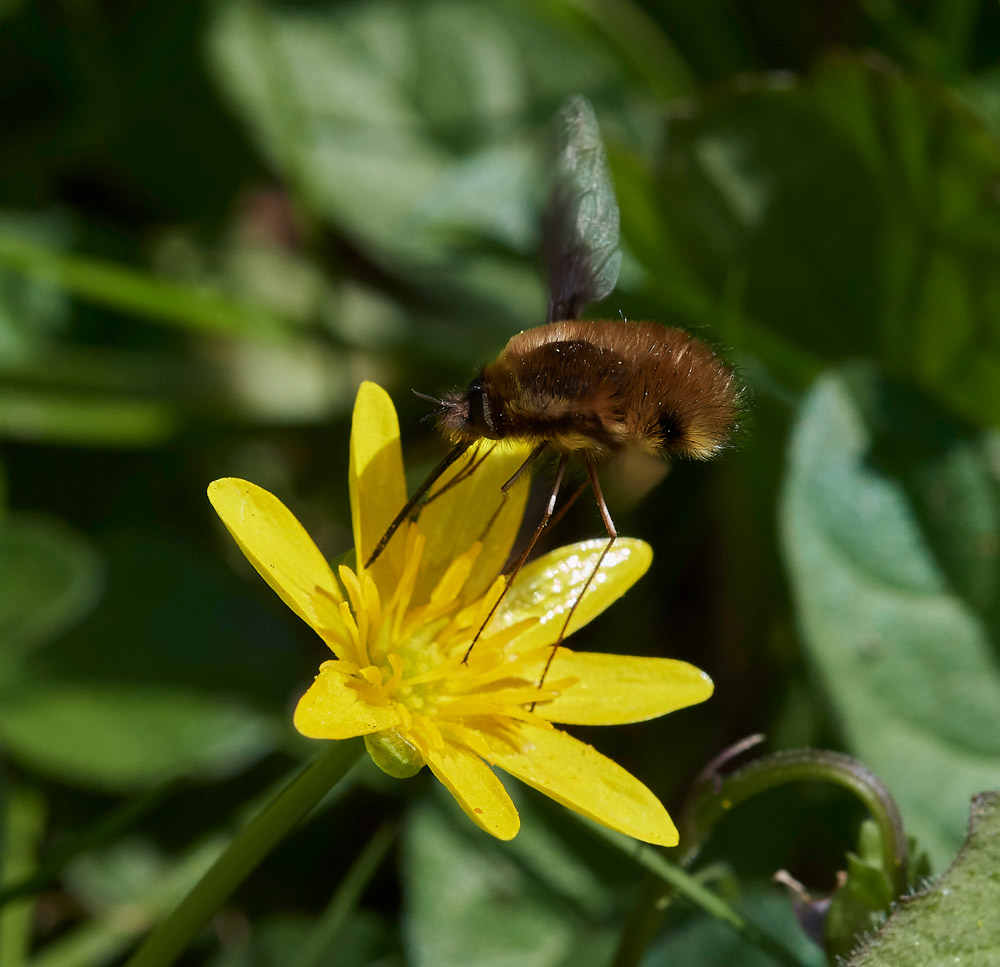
(338, 566, 370, 664)
(390, 526, 425, 642)
(337, 600, 362, 664)
(385, 653, 405, 691)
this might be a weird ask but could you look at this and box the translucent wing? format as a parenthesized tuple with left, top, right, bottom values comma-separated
(544, 96, 622, 323)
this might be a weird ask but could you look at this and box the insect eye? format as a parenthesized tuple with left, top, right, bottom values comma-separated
(467, 379, 497, 437)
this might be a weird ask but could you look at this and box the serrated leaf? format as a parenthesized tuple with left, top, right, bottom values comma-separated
(780, 366, 1000, 864)
(849, 792, 1000, 966)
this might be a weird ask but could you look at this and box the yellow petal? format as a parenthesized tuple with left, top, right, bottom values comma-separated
(488, 538, 652, 653)
(294, 663, 402, 738)
(208, 478, 346, 639)
(413, 443, 532, 605)
(349, 382, 408, 589)
(533, 650, 714, 725)
(483, 721, 678, 846)
(420, 739, 520, 840)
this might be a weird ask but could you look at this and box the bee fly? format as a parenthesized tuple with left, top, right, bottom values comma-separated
(367, 96, 744, 680)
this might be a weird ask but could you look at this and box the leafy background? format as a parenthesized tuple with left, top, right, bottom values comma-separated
(2, 0, 1000, 964)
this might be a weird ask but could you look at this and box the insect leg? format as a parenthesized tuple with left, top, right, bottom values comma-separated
(535, 455, 617, 692)
(364, 441, 471, 569)
(421, 444, 493, 506)
(462, 452, 568, 664)
(502, 442, 547, 493)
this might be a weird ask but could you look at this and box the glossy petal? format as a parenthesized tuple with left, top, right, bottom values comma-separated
(208, 479, 346, 641)
(483, 721, 678, 846)
(413, 442, 532, 605)
(421, 739, 520, 840)
(294, 664, 402, 738)
(488, 538, 652, 653)
(533, 650, 714, 725)
(350, 381, 408, 589)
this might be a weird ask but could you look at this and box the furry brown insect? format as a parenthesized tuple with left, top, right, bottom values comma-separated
(436, 319, 740, 463)
(366, 97, 743, 674)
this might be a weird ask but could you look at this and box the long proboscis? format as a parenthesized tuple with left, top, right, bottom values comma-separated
(364, 441, 471, 569)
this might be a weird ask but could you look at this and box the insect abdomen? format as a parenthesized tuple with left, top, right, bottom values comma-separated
(490, 320, 741, 459)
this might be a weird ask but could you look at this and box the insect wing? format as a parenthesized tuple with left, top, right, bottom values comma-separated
(544, 96, 622, 322)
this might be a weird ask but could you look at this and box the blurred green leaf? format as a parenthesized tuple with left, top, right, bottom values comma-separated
(0, 535, 302, 791)
(0, 784, 45, 967)
(644, 887, 825, 967)
(0, 390, 179, 447)
(206, 0, 631, 272)
(780, 365, 1000, 864)
(31, 835, 227, 967)
(0, 682, 279, 790)
(209, 912, 397, 967)
(0, 216, 71, 361)
(0, 233, 294, 338)
(631, 55, 1000, 418)
(0, 515, 102, 669)
(403, 791, 618, 967)
(850, 791, 1000, 966)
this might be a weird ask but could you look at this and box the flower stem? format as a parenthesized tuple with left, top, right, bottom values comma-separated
(678, 748, 909, 895)
(287, 819, 397, 967)
(124, 740, 363, 967)
(614, 747, 908, 967)
(585, 824, 808, 967)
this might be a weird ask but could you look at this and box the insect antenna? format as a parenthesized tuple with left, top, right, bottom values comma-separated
(365, 441, 471, 568)
(412, 390, 445, 423)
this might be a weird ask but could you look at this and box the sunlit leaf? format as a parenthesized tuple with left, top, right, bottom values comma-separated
(780, 365, 1000, 864)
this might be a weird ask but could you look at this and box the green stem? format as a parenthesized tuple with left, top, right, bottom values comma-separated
(614, 747, 908, 967)
(679, 748, 909, 896)
(0, 781, 174, 910)
(288, 819, 397, 967)
(585, 824, 807, 967)
(124, 740, 363, 967)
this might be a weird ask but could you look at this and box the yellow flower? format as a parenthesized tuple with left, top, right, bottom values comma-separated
(208, 382, 712, 845)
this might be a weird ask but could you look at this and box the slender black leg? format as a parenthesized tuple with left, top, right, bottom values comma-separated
(421, 444, 493, 506)
(365, 442, 471, 568)
(462, 453, 568, 664)
(536, 456, 617, 691)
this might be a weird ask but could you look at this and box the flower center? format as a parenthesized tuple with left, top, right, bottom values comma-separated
(334, 526, 562, 729)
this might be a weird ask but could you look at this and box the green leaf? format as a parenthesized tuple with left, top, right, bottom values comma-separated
(849, 791, 1000, 966)
(0, 536, 297, 790)
(824, 849, 894, 961)
(0, 682, 278, 791)
(206, 0, 631, 273)
(0, 515, 103, 669)
(780, 365, 1000, 864)
(207, 912, 396, 967)
(0, 233, 291, 338)
(645, 887, 826, 967)
(33, 835, 228, 967)
(635, 55, 1000, 419)
(403, 790, 618, 967)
